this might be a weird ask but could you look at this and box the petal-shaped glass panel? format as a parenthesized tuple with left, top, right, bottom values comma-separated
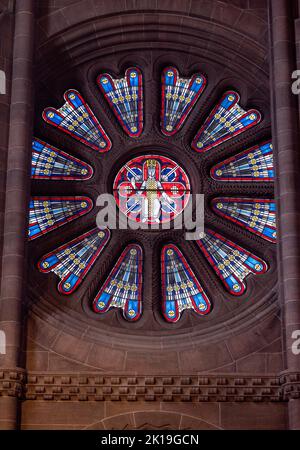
(211, 198, 276, 243)
(196, 229, 268, 295)
(192, 91, 261, 152)
(38, 228, 110, 294)
(97, 68, 143, 137)
(43, 90, 111, 152)
(31, 138, 93, 180)
(161, 67, 206, 136)
(29, 196, 93, 240)
(211, 141, 274, 182)
(161, 244, 211, 322)
(93, 244, 143, 321)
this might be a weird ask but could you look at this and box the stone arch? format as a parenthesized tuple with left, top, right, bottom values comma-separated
(84, 410, 221, 430)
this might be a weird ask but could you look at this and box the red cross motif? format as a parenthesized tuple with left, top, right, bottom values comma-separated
(113, 154, 191, 224)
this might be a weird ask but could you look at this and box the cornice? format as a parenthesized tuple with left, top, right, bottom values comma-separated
(1, 369, 299, 403)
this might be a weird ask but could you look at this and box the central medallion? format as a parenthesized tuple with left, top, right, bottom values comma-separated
(113, 154, 191, 224)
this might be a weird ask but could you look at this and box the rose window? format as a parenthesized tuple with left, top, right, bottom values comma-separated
(29, 63, 275, 330)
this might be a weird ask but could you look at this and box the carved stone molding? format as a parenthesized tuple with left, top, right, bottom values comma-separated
(280, 373, 300, 401)
(0, 368, 26, 399)
(1, 369, 299, 403)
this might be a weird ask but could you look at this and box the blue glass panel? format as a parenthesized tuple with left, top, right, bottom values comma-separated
(161, 244, 211, 322)
(192, 91, 261, 152)
(212, 198, 276, 243)
(97, 68, 143, 137)
(28, 196, 93, 240)
(38, 228, 110, 294)
(31, 138, 93, 180)
(211, 141, 274, 182)
(161, 67, 206, 135)
(93, 244, 143, 321)
(43, 90, 111, 152)
(196, 229, 268, 295)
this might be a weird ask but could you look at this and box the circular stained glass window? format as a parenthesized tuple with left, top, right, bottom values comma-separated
(113, 154, 191, 225)
(29, 59, 275, 335)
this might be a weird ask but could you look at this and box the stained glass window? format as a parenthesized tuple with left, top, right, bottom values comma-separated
(192, 91, 261, 152)
(43, 89, 111, 152)
(211, 198, 276, 243)
(31, 138, 93, 180)
(97, 68, 143, 137)
(211, 141, 274, 181)
(32, 64, 274, 322)
(29, 197, 93, 240)
(113, 154, 191, 224)
(161, 244, 211, 322)
(196, 229, 268, 295)
(93, 244, 143, 321)
(38, 228, 110, 294)
(161, 67, 206, 135)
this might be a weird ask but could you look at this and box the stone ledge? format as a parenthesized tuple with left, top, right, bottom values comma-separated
(0, 369, 299, 403)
